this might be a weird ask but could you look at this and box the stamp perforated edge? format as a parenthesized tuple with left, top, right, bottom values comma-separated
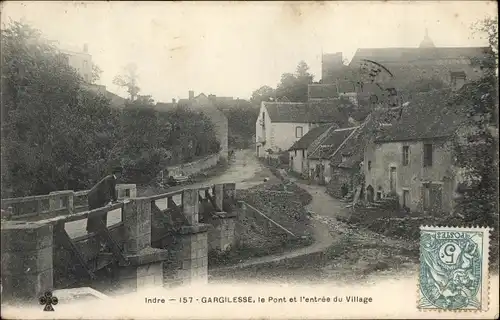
(417, 225, 492, 313)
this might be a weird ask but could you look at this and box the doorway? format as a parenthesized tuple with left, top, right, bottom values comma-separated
(366, 185, 374, 202)
(403, 189, 410, 209)
(389, 167, 397, 193)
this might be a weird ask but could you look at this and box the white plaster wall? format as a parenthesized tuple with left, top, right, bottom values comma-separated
(364, 139, 455, 212)
(65, 51, 93, 83)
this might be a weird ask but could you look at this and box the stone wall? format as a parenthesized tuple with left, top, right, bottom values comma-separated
(327, 167, 356, 198)
(162, 225, 209, 287)
(206, 213, 237, 252)
(117, 261, 164, 292)
(164, 154, 220, 178)
(1, 222, 54, 302)
(238, 201, 296, 242)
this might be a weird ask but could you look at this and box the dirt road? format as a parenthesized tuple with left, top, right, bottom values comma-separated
(65, 149, 270, 238)
(212, 180, 351, 270)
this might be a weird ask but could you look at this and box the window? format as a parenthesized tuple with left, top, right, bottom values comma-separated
(302, 150, 305, 158)
(402, 146, 409, 166)
(295, 126, 303, 138)
(83, 60, 88, 69)
(368, 161, 372, 171)
(294, 150, 297, 156)
(450, 71, 466, 89)
(423, 144, 433, 167)
(84, 74, 89, 82)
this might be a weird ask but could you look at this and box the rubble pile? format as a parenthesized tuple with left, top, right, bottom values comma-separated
(237, 182, 313, 238)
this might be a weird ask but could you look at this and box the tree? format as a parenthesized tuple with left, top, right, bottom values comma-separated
(91, 64, 102, 84)
(275, 61, 314, 102)
(1, 21, 120, 196)
(451, 16, 498, 229)
(113, 63, 140, 101)
(250, 85, 275, 105)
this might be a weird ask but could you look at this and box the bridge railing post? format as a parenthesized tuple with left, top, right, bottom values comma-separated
(122, 198, 151, 254)
(49, 190, 74, 215)
(182, 188, 199, 225)
(1, 221, 54, 302)
(206, 184, 237, 253)
(213, 184, 224, 211)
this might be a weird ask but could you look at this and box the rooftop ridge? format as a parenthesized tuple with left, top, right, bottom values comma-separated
(334, 126, 360, 132)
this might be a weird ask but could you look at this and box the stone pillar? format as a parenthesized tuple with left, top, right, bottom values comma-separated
(208, 184, 236, 252)
(116, 255, 167, 292)
(116, 184, 137, 200)
(122, 198, 151, 254)
(222, 183, 236, 212)
(117, 197, 169, 292)
(208, 213, 236, 252)
(49, 191, 74, 214)
(1, 222, 54, 302)
(182, 189, 199, 225)
(213, 184, 224, 211)
(164, 224, 209, 287)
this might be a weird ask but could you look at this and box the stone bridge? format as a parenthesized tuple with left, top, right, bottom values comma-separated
(1, 183, 239, 303)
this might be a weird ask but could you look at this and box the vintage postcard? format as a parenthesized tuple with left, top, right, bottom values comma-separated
(1, 1, 498, 319)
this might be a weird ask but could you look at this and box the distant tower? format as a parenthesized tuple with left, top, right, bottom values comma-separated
(419, 28, 435, 48)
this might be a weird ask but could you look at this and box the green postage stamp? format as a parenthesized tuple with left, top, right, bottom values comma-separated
(419, 226, 491, 312)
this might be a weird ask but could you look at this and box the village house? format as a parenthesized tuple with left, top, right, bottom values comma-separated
(156, 91, 229, 160)
(255, 101, 350, 158)
(363, 89, 467, 214)
(325, 112, 384, 199)
(307, 126, 359, 185)
(288, 124, 335, 177)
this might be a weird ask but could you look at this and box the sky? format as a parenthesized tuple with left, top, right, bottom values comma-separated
(2, 1, 497, 102)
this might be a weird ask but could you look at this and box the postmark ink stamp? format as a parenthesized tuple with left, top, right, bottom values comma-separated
(419, 226, 491, 312)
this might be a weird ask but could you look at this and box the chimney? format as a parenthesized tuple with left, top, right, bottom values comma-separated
(83, 43, 88, 53)
(188, 90, 194, 100)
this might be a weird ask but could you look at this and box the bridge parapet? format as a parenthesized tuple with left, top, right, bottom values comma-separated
(1, 184, 137, 219)
(1, 183, 238, 301)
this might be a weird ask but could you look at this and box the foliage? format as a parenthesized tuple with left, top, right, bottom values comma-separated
(251, 60, 315, 104)
(216, 99, 259, 149)
(275, 61, 314, 102)
(1, 21, 220, 197)
(113, 63, 140, 101)
(450, 16, 498, 228)
(402, 77, 446, 94)
(1, 21, 121, 196)
(91, 64, 102, 84)
(250, 85, 275, 105)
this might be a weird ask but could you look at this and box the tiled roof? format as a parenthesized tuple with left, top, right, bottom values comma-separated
(308, 127, 358, 160)
(264, 100, 351, 126)
(308, 84, 338, 99)
(330, 115, 379, 168)
(288, 124, 332, 151)
(374, 89, 467, 142)
(350, 46, 491, 64)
